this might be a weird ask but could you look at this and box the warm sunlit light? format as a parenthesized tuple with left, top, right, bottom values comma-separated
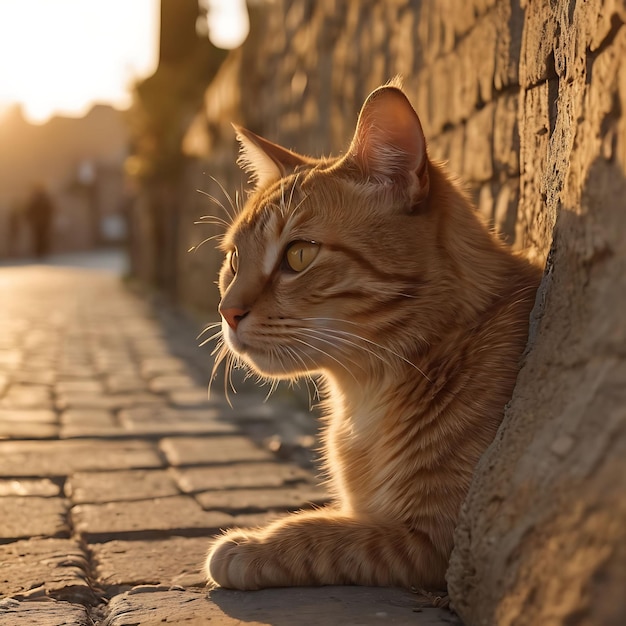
(0, 0, 160, 124)
(204, 0, 249, 50)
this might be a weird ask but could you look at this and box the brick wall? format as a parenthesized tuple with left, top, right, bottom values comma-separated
(137, 1, 626, 623)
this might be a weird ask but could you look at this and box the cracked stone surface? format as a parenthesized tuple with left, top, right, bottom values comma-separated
(0, 538, 96, 604)
(0, 598, 92, 625)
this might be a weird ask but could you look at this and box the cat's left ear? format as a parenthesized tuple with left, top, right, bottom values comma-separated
(347, 86, 429, 206)
(233, 125, 312, 188)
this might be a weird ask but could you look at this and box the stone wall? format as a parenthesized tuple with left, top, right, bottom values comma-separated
(446, 2, 626, 624)
(141, 0, 626, 623)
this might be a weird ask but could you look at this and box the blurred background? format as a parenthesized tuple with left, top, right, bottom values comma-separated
(1, 0, 624, 320)
(0, 0, 544, 320)
(0, 0, 243, 288)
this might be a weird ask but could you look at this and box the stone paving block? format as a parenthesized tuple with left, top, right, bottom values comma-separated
(101, 586, 458, 626)
(93, 357, 135, 374)
(0, 496, 69, 540)
(91, 537, 209, 589)
(0, 409, 59, 439)
(119, 406, 237, 437)
(167, 388, 216, 408)
(66, 469, 181, 504)
(225, 396, 292, 421)
(61, 409, 115, 424)
(0, 409, 57, 424)
(196, 485, 330, 513)
(55, 380, 103, 394)
(106, 374, 147, 394)
(0, 598, 92, 625)
(12, 369, 56, 386)
(0, 440, 163, 477)
(72, 495, 234, 541)
(100, 587, 209, 625)
(229, 511, 284, 529)
(132, 339, 171, 358)
(172, 462, 315, 492)
(0, 385, 52, 410)
(0, 537, 95, 603)
(124, 420, 237, 437)
(140, 356, 188, 378)
(60, 409, 122, 438)
(0, 422, 59, 439)
(27, 357, 57, 370)
(55, 391, 163, 411)
(57, 365, 99, 379)
(160, 436, 273, 466)
(0, 350, 21, 369)
(0, 478, 60, 497)
(60, 423, 126, 438)
(148, 374, 196, 393)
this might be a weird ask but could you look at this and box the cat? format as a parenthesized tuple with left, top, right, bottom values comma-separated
(205, 83, 542, 590)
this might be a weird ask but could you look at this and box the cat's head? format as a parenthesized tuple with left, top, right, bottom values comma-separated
(214, 86, 455, 383)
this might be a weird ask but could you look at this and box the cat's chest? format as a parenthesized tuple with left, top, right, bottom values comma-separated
(327, 395, 407, 499)
(326, 384, 452, 518)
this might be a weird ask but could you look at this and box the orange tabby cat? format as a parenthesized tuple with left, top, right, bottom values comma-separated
(205, 84, 541, 590)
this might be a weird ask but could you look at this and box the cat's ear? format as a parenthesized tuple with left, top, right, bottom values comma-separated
(348, 86, 429, 205)
(233, 125, 311, 188)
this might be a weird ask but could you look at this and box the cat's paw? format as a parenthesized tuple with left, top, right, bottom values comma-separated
(205, 530, 262, 590)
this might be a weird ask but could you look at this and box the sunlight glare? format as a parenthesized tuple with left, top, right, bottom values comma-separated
(0, 0, 159, 124)
(205, 0, 249, 50)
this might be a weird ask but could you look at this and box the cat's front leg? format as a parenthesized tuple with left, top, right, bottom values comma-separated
(205, 508, 446, 590)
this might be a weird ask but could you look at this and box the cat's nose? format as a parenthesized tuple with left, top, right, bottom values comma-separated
(220, 306, 249, 331)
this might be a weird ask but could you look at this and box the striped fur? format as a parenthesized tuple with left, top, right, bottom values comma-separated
(205, 86, 542, 590)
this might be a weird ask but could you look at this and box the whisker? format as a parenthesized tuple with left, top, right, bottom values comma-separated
(291, 336, 359, 384)
(284, 344, 321, 409)
(321, 327, 432, 383)
(237, 179, 246, 212)
(208, 341, 227, 399)
(189, 233, 226, 253)
(196, 189, 234, 222)
(195, 215, 232, 230)
(301, 316, 364, 327)
(279, 179, 287, 218)
(264, 375, 280, 402)
(300, 318, 431, 382)
(226, 352, 237, 405)
(285, 173, 299, 214)
(197, 321, 222, 340)
(209, 175, 238, 219)
(198, 329, 223, 348)
(293, 328, 369, 372)
(210, 339, 225, 357)
(298, 327, 393, 368)
(283, 189, 310, 231)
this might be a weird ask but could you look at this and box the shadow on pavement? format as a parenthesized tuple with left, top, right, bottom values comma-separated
(209, 586, 460, 625)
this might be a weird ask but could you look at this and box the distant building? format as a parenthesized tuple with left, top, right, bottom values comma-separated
(0, 104, 129, 257)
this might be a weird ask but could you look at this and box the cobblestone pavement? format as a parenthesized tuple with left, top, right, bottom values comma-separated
(0, 261, 459, 625)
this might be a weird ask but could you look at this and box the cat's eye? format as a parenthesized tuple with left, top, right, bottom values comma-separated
(228, 249, 239, 273)
(285, 241, 320, 272)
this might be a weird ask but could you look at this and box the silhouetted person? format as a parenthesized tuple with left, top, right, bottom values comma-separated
(7, 202, 22, 257)
(25, 185, 55, 258)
